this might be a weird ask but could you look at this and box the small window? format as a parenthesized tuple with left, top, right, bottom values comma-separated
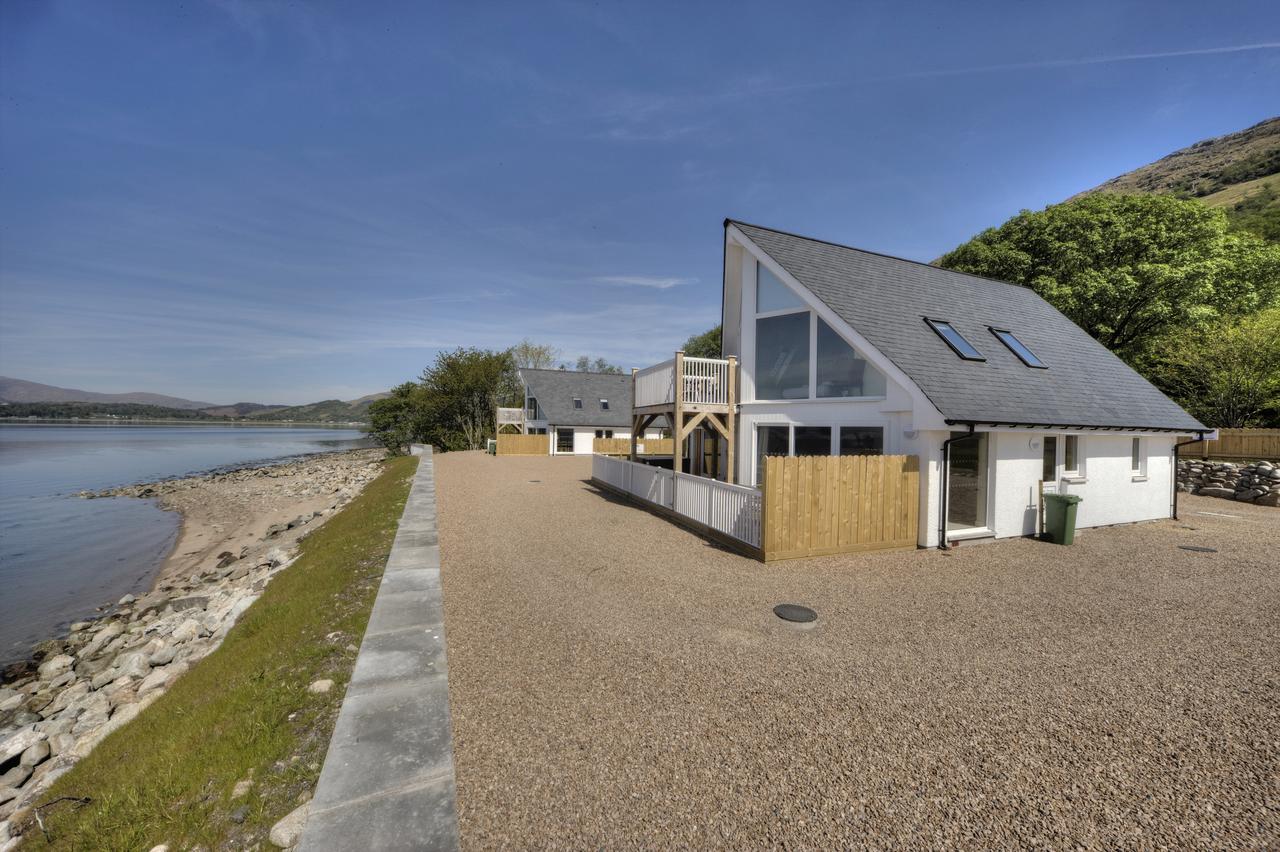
(573, 398, 582, 409)
(755, 424, 790, 484)
(1042, 435, 1057, 481)
(794, 426, 832, 456)
(1131, 437, 1145, 474)
(1064, 435, 1080, 474)
(600, 398, 609, 410)
(990, 328, 1046, 368)
(924, 318, 985, 361)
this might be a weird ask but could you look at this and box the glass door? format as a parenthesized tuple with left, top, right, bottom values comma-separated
(947, 432, 989, 531)
(556, 428, 574, 454)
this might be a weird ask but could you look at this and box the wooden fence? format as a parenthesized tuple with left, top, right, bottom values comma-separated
(592, 437, 676, 456)
(761, 454, 919, 560)
(496, 434, 549, 456)
(1182, 428, 1280, 460)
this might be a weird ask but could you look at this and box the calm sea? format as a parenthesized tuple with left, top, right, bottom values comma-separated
(0, 424, 371, 664)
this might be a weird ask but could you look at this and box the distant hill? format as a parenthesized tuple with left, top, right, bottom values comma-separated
(1079, 116, 1280, 241)
(198, 402, 289, 417)
(0, 376, 214, 410)
(247, 399, 372, 423)
(0, 402, 223, 420)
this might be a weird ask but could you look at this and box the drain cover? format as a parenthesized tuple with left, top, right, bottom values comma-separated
(1178, 545, 1218, 553)
(773, 604, 817, 623)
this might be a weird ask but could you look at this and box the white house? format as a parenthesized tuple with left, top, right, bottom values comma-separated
(517, 368, 663, 455)
(639, 220, 1210, 548)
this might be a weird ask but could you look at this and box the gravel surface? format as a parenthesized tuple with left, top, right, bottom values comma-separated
(436, 451, 1279, 849)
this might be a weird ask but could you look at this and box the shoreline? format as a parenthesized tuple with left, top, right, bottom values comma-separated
(0, 448, 387, 826)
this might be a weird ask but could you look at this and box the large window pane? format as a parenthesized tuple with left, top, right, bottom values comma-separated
(757, 263, 803, 313)
(794, 427, 832, 456)
(756, 425, 789, 484)
(839, 427, 883, 455)
(947, 431, 988, 530)
(1041, 436, 1056, 481)
(755, 312, 810, 400)
(816, 317, 886, 397)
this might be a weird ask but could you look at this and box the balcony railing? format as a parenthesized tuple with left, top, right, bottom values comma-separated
(633, 354, 732, 409)
(496, 407, 524, 425)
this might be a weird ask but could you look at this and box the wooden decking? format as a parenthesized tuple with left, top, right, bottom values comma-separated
(630, 351, 738, 483)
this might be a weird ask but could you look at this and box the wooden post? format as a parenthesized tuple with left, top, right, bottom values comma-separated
(726, 355, 737, 484)
(673, 350, 685, 476)
(630, 368, 639, 462)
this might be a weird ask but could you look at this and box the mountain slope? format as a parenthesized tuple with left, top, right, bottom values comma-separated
(247, 399, 371, 423)
(1079, 117, 1280, 241)
(0, 376, 214, 410)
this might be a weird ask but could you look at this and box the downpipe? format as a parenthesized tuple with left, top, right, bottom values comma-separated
(938, 424, 974, 550)
(1171, 431, 1207, 521)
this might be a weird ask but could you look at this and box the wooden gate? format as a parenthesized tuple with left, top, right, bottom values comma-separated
(762, 455, 919, 560)
(496, 434, 550, 456)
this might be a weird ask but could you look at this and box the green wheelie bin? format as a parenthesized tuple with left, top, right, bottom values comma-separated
(1042, 493, 1083, 544)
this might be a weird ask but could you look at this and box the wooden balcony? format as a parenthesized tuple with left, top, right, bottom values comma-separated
(629, 351, 739, 483)
(496, 407, 525, 434)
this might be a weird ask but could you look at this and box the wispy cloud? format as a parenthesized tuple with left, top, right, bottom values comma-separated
(594, 275, 695, 290)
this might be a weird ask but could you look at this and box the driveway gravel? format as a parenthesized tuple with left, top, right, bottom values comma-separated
(435, 451, 1279, 848)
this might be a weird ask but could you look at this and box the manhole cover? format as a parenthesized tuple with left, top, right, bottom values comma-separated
(528, 480, 541, 483)
(773, 604, 817, 623)
(1178, 545, 1218, 553)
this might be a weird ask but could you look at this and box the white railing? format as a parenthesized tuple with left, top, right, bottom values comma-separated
(496, 407, 524, 425)
(674, 472, 762, 548)
(681, 357, 729, 407)
(592, 455, 760, 549)
(634, 359, 675, 408)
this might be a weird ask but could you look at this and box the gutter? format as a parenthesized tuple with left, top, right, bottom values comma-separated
(1171, 431, 1208, 520)
(938, 424, 974, 550)
(943, 418, 1200, 434)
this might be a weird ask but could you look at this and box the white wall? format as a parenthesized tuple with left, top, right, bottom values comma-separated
(551, 426, 631, 455)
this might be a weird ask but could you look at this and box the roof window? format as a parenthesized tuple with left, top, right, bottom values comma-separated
(600, 399, 609, 410)
(990, 328, 1046, 368)
(573, 397, 583, 409)
(924, 318, 984, 361)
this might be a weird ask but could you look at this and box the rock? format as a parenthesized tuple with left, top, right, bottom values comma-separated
(169, 596, 210, 613)
(36, 654, 74, 681)
(148, 846, 171, 852)
(265, 523, 288, 538)
(0, 764, 31, 790)
(47, 733, 76, 756)
(171, 619, 204, 644)
(19, 740, 49, 767)
(78, 622, 124, 659)
(1198, 486, 1236, 499)
(68, 621, 92, 632)
(91, 669, 118, 690)
(70, 693, 111, 736)
(307, 679, 334, 694)
(227, 564, 250, 582)
(0, 787, 17, 807)
(0, 694, 21, 713)
(0, 727, 45, 765)
(1257, 491, 1280, 507)
(47, 681, 90, 714)
(136, 664, 185, 697)
(113, 651, 152, 680)
(118, 594, 137, 606)
(216, 553, 238, 571)
(231, 778, 254, 798)
(149, 645, 176, 667)
(269, 801, 310, 848)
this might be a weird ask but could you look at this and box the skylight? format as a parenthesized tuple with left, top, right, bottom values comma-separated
(990, 328, 1047, 368)
(600, 398, 609, 409)
(573, 397, 582, 409)
(924, 318, 984, 361)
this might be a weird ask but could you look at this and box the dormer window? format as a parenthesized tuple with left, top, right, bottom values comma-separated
(989, 328, 1046, 368)
(925, 318, 985, 361)
(573, 398, 583, 409)
(600, 399, 609, 410)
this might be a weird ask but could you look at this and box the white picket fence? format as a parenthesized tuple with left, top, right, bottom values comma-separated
(592, 455, 761, 549)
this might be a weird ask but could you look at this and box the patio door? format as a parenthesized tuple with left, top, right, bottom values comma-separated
(556, 428, 574, 454)
(947, 431, 989, 531)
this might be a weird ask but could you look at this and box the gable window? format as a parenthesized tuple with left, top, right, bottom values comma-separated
(756, 312, 810, 400)
(1064, 435, 1081, 476)
(573, 397, 582, 409)
(817, 317, 886, 398)
(925, 318, 985, 361)
(990, 328, 1046, 368)
(757, 263, 804, 313)
(600, 399, 609, 410)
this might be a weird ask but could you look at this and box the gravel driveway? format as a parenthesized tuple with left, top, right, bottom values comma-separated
(435, 451, 1279, 848)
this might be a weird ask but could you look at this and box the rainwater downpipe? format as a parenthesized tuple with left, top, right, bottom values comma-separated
(1171, 430, 1207, 521)
(938, 423, 975, 550)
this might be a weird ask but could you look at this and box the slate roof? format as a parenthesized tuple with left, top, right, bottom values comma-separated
(731, 220, 1206, 432)
(519, 369, 633, 427)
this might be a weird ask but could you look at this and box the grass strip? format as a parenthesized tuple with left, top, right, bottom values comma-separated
(20, 454, 418, 850)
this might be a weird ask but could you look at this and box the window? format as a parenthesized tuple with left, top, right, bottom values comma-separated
(1042, 436, 1057, 482)
(1064, 435, 1080, 475)
(839, 427, 883, 455)
(526, 397, 540, 419)
(595, 429, 614, 439)
(755, 425, 789, 484)
(573, 397, 582, 409)
(755, 311, 810, 400)
(817, 318, 886, 398)
(1131, 437, 1145, 475)
(990, 328, 1046, 368)
(925, 318, 985, 361)
(757, 263, 803, 313)
(794, 426, 832, 456)
(600, 399, 609, 410)
(556, 428, 574, 453)
(947, 431, 989, 531)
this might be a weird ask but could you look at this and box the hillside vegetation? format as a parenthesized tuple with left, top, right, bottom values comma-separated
(1080, 116, 1280, 242)
(248, 399, 372, 423)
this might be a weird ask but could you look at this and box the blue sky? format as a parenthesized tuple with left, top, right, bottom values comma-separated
(1, 1, 1277, 404)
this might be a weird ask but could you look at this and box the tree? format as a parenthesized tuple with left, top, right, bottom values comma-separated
(937, 194, 1280, 361)
(511, 339, 560, 370)
(418, 348, 521, 451)
(571, 355, 623, 374)
(366, 383, 422, 456)
(682, 325, 721, 358)
(1143, 307, 1280, 428)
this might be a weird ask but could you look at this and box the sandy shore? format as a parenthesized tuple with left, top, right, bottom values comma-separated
(122, 449, 386, 593)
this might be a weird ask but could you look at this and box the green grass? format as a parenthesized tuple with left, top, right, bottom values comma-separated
(18, 455, 418, 850)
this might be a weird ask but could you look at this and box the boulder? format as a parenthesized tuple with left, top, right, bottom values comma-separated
(19, 740, 49, 767)
(117, 594, 136, 606)
(307, 679, 333, 694)
(149, 645, 176, 667)
(112, 651, 152, 680)
(168, 596, 210, 613)
(170, 619, 204, 644)
(1198, 486, 1236, 499)
(0, 763, 31, 790)
(269, 801, 310, 848)
(36, 655, 74, 681)
(0, 727, 45, 765)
